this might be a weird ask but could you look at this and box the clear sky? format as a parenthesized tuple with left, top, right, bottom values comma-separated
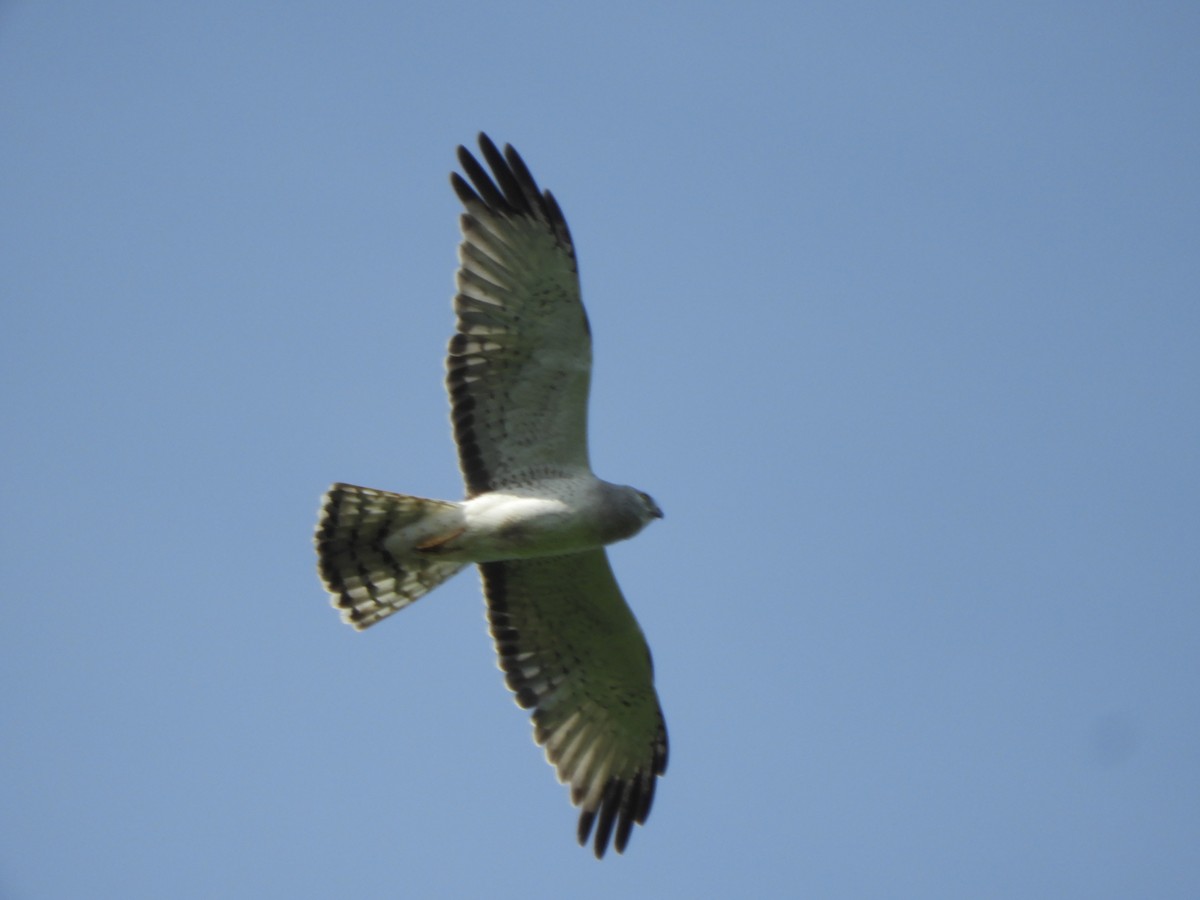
(2, 3, 1197, 898)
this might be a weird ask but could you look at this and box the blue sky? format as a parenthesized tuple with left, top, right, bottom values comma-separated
(2, 3, 1198, 898)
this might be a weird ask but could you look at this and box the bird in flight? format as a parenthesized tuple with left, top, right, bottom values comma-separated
(314, 134, 667, 857)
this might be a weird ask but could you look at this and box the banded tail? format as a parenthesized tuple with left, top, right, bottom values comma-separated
(315, 483, 468, 629)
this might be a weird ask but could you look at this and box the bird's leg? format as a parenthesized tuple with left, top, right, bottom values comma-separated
(415, 527, 467, 553)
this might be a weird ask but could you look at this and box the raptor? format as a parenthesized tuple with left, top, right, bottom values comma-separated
(314, 134, 667, 857)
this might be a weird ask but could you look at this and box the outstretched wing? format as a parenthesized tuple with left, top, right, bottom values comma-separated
(448, 133, 592, 496)
(481, 551, 668, 858)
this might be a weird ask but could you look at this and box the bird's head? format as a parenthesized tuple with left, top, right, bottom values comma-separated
(635, 490, 664, 522)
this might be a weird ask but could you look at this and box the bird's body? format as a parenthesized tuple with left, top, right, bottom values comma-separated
(445, 480, 661, 562)
(315, 134, 667, 857)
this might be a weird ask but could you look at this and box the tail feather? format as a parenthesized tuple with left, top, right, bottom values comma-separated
(315, 483, 468, 630)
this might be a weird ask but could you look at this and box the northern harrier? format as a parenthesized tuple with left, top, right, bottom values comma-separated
(315, 134, 667, 857)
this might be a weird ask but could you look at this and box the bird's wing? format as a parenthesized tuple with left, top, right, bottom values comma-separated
(448, 133, 592, 496)
(480, 550, 668, 857)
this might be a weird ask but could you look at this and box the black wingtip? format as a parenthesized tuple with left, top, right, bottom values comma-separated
(449, 171, 480, 207)
(591, 779, 623, 858)
(450, 134, 576, 263)
(476, 131, 499, 158)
